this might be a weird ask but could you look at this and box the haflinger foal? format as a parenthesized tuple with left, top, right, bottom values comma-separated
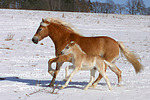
(60, 41, 115, 90)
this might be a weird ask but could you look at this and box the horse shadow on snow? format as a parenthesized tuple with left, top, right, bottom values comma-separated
(0, 77, 114, 89)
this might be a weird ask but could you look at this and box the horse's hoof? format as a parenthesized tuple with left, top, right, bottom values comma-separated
(83, 88, 88, 90)
(48, 83, 54, 87)
(90, 84, 96, 88)
(118, 81, 124, 87)
(63, 79, 67, 81)
(63, 79, 72, 82)
(60, 86, 65, 89)
(109, 88, 112, 91)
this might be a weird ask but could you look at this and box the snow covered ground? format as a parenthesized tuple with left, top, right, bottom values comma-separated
(0, 9, 150, 100)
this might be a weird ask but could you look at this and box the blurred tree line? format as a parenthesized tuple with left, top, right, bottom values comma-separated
(0, 0, 150, 15)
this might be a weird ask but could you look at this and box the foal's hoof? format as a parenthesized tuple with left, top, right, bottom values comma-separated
(63, 79, 72, 82)
(90, 84, 96, 88)
(83, 88, 88, 91)
(109, 88, 112, 91)
(60, 86, 65, 90)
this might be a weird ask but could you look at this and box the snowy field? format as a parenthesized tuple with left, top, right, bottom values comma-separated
(0, 9, 150, 100)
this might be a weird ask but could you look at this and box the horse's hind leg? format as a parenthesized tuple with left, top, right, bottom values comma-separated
(84, 69, 96, 90)
(63, 65, 74, 82)
(97, 63, 112, 90)
(91, 73, 103, 88)
(104, 60, 122, 85)
(92, 57, 122, 87)
(100, 71, 112, 90)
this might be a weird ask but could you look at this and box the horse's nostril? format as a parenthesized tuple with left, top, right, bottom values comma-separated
(32, 37, 39, 44)
(61, 52, 64, 55)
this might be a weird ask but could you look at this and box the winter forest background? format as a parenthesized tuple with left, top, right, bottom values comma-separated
(0, 0, 150, 15)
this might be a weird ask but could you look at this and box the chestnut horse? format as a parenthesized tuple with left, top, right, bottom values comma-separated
(32, 18, 143, 87)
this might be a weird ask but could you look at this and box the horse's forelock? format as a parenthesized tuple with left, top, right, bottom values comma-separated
(45, 17, 51, 22)
(40, 18, 51, 27)
(40, 22, 49, 27)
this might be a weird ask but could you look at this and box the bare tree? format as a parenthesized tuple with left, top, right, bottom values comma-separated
(91, 1, 101, 13)
(115, 4, 125, 14)
(136, 0, 145, 14)
(105, 0, 116, 13)
(91, 0, 116, 14)
(126, 0, 145, 15)
(146, 7, 150, 15)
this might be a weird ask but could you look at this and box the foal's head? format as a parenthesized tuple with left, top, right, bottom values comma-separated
(32, 18, 50, 44)
(61, 41, 76, 55)
(61, 41, 85, 56)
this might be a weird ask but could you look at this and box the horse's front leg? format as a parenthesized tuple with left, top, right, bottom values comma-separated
(48, 54, 72, 87)
(63, 65, 74, 82)
(48, 56, 59, 76)
(84, 69, 96, 90)
(49, 62, 63, 87)
(60, 67, 80, 89)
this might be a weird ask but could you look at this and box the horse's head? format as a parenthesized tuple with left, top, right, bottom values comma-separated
(61, 41, 76, 55)
(32, 18, 50, 44)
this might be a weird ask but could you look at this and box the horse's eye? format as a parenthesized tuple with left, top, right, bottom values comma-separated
(37, 28, 42, 33)
(66, 46, 69, 49)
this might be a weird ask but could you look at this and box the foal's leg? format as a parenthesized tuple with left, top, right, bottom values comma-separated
(91, 66, 106, 88)
(63, 65, 74, 81)
(60, 67, 80, 89)
(99, 71, 112, 90)
(84, 69, 96, 90)
(92, 57, 122, 87)
(97, 63, 112, 90)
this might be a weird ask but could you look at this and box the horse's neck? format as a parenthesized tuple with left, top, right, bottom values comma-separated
(49, 29, 69, 44)
(72, 46, 84, 59)
(48, 24, 82, 55)
(48, 25, 71, 53)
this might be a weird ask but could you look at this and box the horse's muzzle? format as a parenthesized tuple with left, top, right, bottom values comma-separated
(32, 36, 39, 44)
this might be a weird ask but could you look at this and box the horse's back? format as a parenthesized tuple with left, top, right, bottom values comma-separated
(76, 36, 119, 61)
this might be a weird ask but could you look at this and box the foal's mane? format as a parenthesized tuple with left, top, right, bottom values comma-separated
(42, 17, 80, 35)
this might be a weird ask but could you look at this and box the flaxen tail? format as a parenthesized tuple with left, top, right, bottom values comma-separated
(118, 42, 144, 73)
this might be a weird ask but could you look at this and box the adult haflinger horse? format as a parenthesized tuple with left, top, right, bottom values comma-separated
(32, 17, 143, 87)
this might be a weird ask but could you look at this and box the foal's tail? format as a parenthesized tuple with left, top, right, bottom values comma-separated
(118, 42, 144, 73)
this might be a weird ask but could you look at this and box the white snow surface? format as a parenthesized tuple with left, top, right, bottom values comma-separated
(0, 9, 150, 100)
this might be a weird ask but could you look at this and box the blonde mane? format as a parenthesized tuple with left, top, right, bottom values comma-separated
(41, 18, 79, 34)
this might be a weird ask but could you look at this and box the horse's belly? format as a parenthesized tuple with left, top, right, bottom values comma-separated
(81, 64, 94, 70)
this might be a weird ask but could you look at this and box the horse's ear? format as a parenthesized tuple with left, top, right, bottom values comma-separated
(42, 18, 44, 22)
(70, 41, 76, 46)
(70, 41, 75, 44)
